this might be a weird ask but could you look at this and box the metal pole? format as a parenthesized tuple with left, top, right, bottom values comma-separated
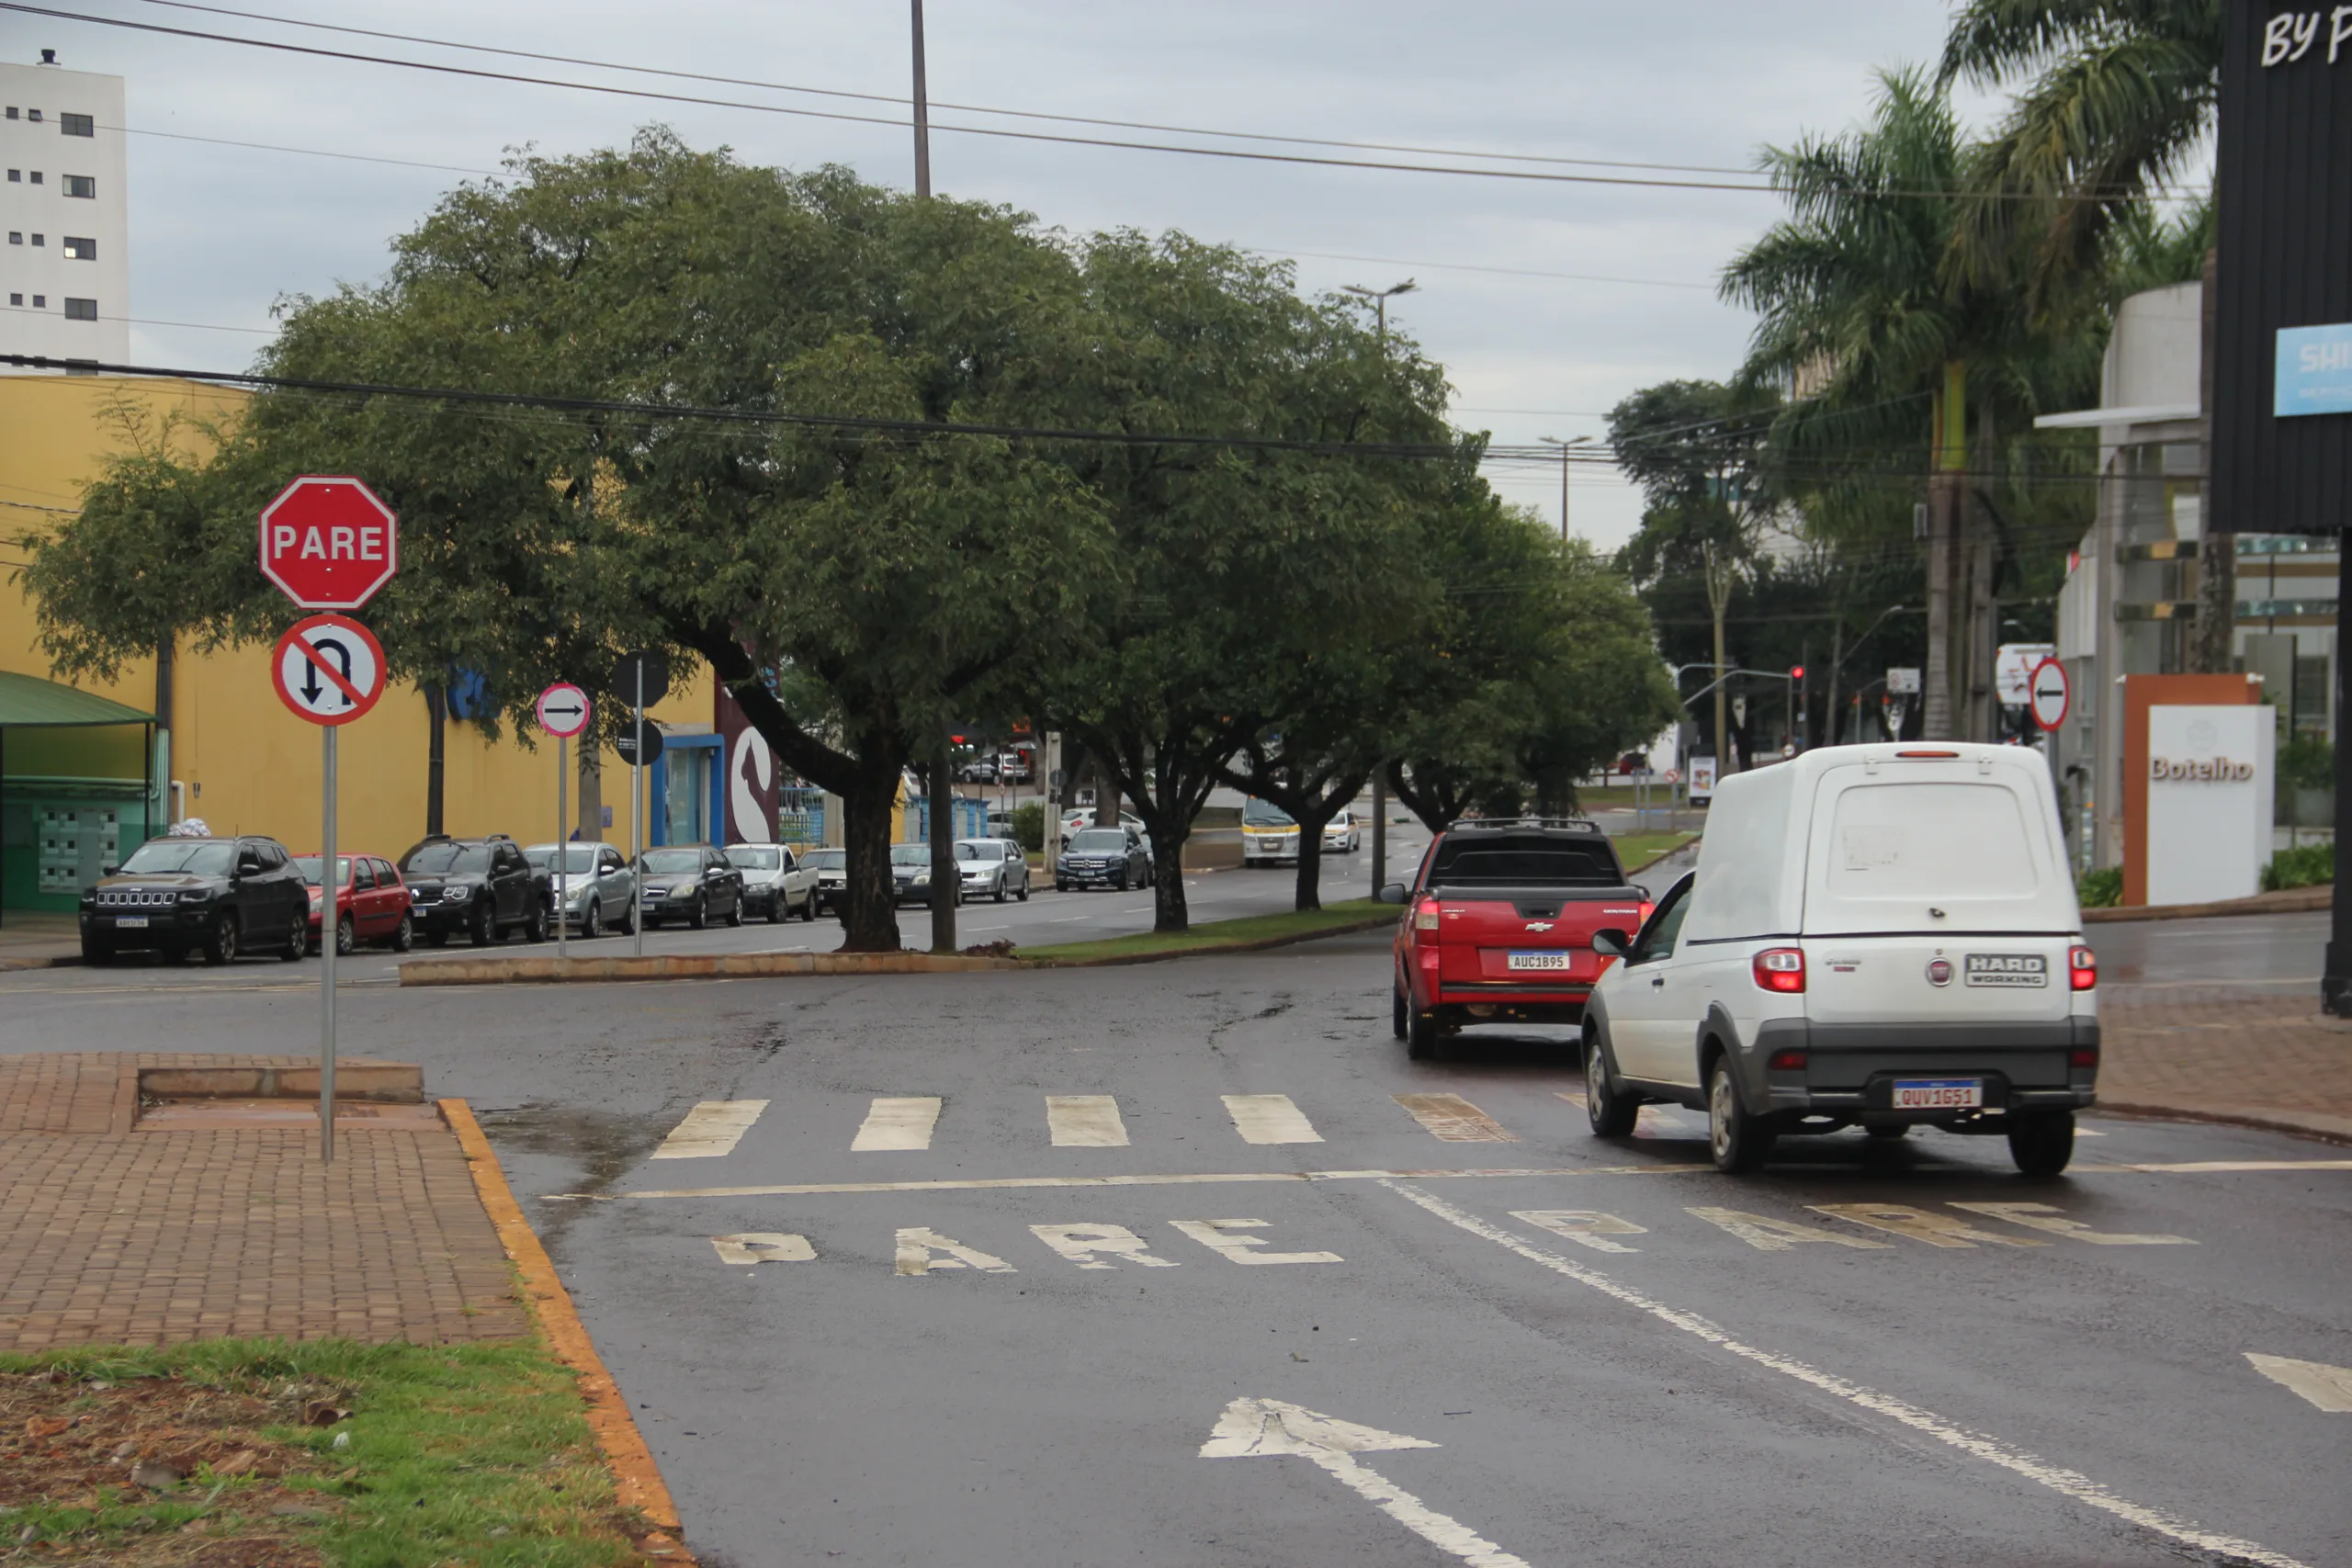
(910, 0, 932, 198)
(633, 665, 645, 959)
(556, 733, 568, 963)
(1560, 445, 1570, 542)
(319, 725, 336, 1164)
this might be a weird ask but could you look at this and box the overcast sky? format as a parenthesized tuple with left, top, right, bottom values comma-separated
(17, 1, 2015, 547)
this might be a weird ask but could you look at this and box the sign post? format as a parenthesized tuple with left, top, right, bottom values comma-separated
(611, 653, 672, 959)
(537, 683, 592, 961)
(269, 611, 390, 1163)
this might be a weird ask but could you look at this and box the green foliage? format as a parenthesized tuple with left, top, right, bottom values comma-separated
(2262, 842, 2334, 893)
(1009, 801, 1046, 852)
(2077, 866, 2122, 908)
(0, 1337, 639, 1566)
(2279, 735, 2335, 793)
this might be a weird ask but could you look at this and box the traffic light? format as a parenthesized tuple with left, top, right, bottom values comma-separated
(1790, 665, 1805, 681)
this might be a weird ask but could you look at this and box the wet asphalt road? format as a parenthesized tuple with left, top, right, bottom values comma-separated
(0, 910, 2346, 1567)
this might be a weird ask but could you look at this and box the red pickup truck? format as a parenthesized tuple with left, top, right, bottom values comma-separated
(1385, 820, 1652, 1059)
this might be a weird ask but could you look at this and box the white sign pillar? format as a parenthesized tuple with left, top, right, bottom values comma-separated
(2144, 705, 2276, 906)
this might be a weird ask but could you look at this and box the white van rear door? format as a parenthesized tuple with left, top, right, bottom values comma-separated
(1802, 760, 2075, 1027)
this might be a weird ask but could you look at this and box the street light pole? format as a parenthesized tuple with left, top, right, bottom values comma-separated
(1342, 279, 1417, 902)
(1538, 435, 1594, 540)
(910, 0, 932, 198)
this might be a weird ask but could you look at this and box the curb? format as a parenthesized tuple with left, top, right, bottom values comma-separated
(2084, 886, 2331, 923)
(0, 953, 82, 972)
(400, 950, 1020, 987)
(1021, 913, 1397, 968)
(441, 1098, 696, 1563)
(2095, 1099, 2352, 1147)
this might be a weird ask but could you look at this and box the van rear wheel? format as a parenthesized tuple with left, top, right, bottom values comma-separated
(2007, 1111, 2075, 1177)
(1707, 1056, 1773, 1174)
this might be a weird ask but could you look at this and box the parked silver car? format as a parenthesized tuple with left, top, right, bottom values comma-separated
(727, 843, 820, 922)
(956, 838, 1031, 903)
(523, 841, 638, 938)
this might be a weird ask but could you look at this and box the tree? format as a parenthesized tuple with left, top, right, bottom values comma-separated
(1045, 233, 1453, 932)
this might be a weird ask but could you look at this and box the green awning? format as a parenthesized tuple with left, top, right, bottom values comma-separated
(0, 671, 154, 728)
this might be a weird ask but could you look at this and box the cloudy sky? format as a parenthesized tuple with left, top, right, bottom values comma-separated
(17, 0, 2012, 547)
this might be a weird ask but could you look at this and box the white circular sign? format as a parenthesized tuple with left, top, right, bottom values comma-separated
(1663, 768, 1680, 784)
(537, 682, 592, 739)
(272, 614, 387, 727)
(2028, 658, 2070, 732)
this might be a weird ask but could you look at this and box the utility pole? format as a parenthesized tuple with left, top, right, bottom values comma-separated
(1538, 436, 1592, 540)
(910, 0, 932, 198)
(1924, 361, 1965, 739)
(1342, 278, 1416, 900)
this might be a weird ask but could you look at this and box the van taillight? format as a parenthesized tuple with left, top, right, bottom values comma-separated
(1767, 1048, 1807, 1071)
(2070, 1047, 2099, 1069)
(1414, 898, 1441, 932)
(2069, 944, 2097, 990)
(1752, 948, 1805, 993)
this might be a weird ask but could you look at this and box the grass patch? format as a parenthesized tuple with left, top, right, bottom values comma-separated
(0, 1338, 655, 1566)
(1612, 830, 1699, 873)
(1022, 898, 1394, 964)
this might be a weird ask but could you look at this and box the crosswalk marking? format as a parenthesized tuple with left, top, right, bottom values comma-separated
(650, 1100, 770, 1159)
(1392, 1093, 1516, 1144)
(1047, 1094, 1130, 1147)
(854, 1096, 943, 1152)
(1223, 1094, 1323, 1145)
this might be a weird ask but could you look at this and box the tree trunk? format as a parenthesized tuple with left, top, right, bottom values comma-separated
(1923, 365, 1962, 740)
(837, 771, 902, 953)
(1147, 815, 1192, 931)
(424, 683, 447, 837)
(1966, 404, 2000, 742)
(2189, 245, 2234, 675)
(577, 746, 603, 840)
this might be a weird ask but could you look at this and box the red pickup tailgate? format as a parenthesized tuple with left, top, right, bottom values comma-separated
(1436, 891, 1648, 992)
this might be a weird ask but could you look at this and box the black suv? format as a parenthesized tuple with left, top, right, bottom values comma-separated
(81, 834, 311, 965)
(398, 834, 551, 947)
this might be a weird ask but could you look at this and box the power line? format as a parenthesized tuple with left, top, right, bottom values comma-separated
(0, 354, 1464, 458)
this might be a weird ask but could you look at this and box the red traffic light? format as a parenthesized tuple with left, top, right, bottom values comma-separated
(951, 734, 967, 745)
(1790, 665, 1805, 680)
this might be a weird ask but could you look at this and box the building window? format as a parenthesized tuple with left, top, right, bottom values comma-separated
(29, 233, 42, 246)
(5, 170, 17, 183)
(61, 175, 92, 198)
(28, 171, 41, 185)
(62, 235, 93, 259)
(30, 294, 44, 308)
(60, 113, 92, 137)
(6, 232, 17, 245)
(27, 110, 40, 123)
(6, 293, 18, 307)
(3, 108, 16, 120)
(62, 297, 95, 321)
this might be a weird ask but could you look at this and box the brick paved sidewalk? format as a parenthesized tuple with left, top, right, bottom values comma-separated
(0, 1053, 526, 1350)
(2099, 990, 2352, 1143)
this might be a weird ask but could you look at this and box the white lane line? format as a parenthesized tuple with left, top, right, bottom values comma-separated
(2093, 1160, 2352, 1173)
(1394, 1093, 1517, 1143)
(1223, 1093, 1323, 1145)
(1047, 1093, 1130, 1147)
(2245, 1352, 2352, 1413)
(852, 1096, 943, 1152)
(557, 1156, 2352, 1202)
(649, 1100, 770, 1159)
(1384, 1179, 2312, 1568)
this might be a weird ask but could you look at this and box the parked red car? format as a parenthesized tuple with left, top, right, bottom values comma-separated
(295, 853, 415, 954)
(1382, 819, 1652, 1060)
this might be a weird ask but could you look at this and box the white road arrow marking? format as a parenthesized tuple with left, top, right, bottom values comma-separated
(2246, 1353, 2352, 1413)
(1200, 1398, 1532, 1568)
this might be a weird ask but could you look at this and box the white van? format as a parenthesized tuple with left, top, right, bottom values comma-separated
(1581, 743, 2097, 1175)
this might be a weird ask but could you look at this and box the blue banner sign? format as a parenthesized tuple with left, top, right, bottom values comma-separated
(2274, 322, 2352, 417)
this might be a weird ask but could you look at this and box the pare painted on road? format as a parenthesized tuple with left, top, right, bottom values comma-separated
(706, 1217, 1347, 1272)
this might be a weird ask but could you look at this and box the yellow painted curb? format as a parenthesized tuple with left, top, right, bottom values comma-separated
(442, 1098, 695, 1562)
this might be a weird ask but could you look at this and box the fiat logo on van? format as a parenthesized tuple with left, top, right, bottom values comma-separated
(1926, 958, 1954, 987)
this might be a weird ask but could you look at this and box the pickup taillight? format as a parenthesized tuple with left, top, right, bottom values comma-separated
(1413, 897, 1441, 933)
(2069, 944, 2097, 990)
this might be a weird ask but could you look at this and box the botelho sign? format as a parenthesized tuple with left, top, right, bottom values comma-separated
(2151, 756, 2259, 784)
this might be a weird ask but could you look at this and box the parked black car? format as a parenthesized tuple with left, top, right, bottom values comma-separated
(1057, 827, 1152, 892)
(636, 845, 747, 929)
(398, 834, 550, 946)
(80, 833, 311, 965)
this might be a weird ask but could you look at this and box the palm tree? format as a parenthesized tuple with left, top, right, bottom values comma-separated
(1723, 67, 2068, 741)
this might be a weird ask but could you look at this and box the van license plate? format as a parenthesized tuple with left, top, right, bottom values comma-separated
(115, 915, 148, 929)
(1892, 1078, 1982, 1110)
(1506, 951, 1570, 971)
(1965, 953, 2047, 987)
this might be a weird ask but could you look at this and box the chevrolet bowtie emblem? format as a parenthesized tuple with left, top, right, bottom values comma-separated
(1524, 921, 1554, 932)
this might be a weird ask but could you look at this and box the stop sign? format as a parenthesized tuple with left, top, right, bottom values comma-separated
(258, 476, 399, 610)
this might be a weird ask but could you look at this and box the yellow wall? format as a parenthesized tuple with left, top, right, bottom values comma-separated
(2, 374, 712, 864)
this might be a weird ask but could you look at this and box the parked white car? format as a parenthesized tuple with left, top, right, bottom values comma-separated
(1580, 742, 2096, 1176)
(1322, 807, 1361, 853)
(725, 843, 820, 923)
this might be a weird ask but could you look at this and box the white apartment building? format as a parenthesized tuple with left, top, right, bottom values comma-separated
(0, 50, 127, 369)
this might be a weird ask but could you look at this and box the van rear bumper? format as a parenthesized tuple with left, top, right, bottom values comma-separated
(1751, 1017, 2098, 1117)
